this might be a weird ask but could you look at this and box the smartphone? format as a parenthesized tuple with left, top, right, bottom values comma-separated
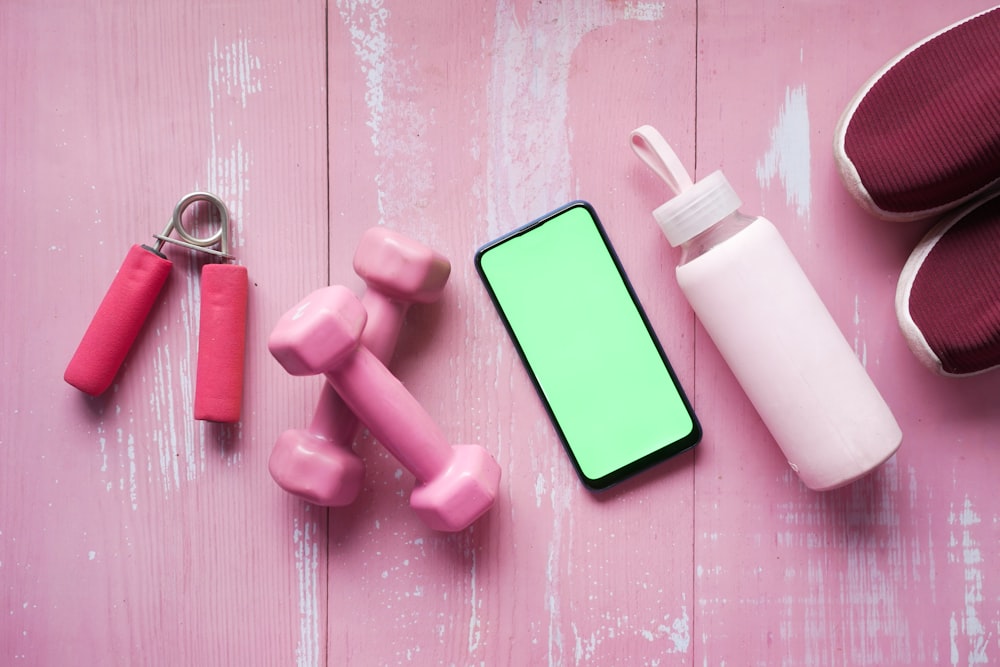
(475, 201, 700, 489)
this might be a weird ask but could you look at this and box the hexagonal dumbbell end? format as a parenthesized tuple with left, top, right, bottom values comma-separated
(268, 286, 367, 377)
(409, 445, 502, 532)
(268, 424, 366, 507)
(353, 227, 452, 306)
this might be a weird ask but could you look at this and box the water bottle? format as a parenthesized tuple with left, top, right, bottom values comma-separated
(630, 125, 901, 490)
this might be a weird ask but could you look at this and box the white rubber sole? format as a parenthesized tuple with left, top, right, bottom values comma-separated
(896, 188, 1000, 376)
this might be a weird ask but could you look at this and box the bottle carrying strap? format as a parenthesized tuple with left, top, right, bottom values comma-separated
(629, 125, 693, 195)
(629, 125, 742, 247)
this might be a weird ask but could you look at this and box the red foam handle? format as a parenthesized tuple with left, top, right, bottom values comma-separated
(64, 245, 173, 396)
(194, 263, 249, 422)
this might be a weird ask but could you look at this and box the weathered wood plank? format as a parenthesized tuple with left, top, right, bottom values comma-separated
(1, 1, 329, 664)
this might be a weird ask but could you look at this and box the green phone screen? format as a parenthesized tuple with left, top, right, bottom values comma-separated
(475, 201, 700, 489)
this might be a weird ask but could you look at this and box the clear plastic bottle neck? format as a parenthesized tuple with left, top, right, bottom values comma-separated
(678, 210, 756, 266)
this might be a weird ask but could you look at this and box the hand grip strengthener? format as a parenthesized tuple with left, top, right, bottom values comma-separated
(64, 192, 249, 423)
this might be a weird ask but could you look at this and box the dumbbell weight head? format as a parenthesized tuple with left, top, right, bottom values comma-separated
(353, 227, 451, 306)
(269, 287, 367, 377)
(269, 422, 366, 506)
(409, 445, 502, 532)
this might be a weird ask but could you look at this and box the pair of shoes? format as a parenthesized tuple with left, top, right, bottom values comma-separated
(834, 6, 1000, 376)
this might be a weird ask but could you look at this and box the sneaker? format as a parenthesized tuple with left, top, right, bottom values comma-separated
(897, 189, 1000, 375)
(834, 6, 1000, 221)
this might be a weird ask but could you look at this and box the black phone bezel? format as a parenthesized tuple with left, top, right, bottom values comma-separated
(474, 200, 701, 490)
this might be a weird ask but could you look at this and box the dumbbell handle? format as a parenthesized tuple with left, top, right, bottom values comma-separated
(307, 294, 407, 440)
(324, 343, 453, 483)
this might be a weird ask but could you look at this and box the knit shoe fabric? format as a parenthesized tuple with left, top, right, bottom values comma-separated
(897, 190, 1000, 375)
(834, 6, 1000, 221)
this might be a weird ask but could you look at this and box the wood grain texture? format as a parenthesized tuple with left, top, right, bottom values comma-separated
(2, 0, 329, 664)
(3, 1, 999, 665)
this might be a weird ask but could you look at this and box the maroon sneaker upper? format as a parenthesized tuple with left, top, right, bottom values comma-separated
(843, 8, 1000, 216)
(907, 194, 1000, 374)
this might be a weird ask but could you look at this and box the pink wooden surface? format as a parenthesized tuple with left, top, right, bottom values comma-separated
(3, 1, 999, 665)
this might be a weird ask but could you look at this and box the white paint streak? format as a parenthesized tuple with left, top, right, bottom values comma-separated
(534, 472, 546, 508)
(94, 401, 145, 507)
(294, 510, 321, 667)
(572, 607, 689, 661)
(853, 293, 869, 367)
(840, 456, 912, 664)
(624, 2, 665, 21)
(151, 340, 184, 494)
(124, 430, 138, 511)
(544, 479, 572, 666)
(948, 496, 989, 666)
(210, 36, 263, 110)
(756, 85, 811, 222)
(149, 149, 202, 491)
(665, 606, 691, 653)
(467, 543, 481, 654)
(338, 0, 389, 141)
(761, 457, 930, 664)
(337, 0, 435, 234)
(107, 427, 139, 511)
(487, 1, 584, 237)
(97, 427, 108, 474)
(206, 140, 251, 246)
(207, 36, 258, 245)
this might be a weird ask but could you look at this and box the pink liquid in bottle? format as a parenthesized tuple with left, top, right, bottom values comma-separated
(631, 126, 901, 490)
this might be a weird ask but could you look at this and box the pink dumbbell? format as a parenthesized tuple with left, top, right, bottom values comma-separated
(268, 285, 501, 532)
(268, 227, 451, 506)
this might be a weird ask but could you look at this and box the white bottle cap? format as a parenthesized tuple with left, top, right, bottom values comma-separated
(630, 126, 742, 247)
(652, 170, 742, 246)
